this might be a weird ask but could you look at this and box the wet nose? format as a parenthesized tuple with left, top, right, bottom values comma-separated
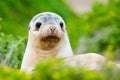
(50, 26, 56, 33)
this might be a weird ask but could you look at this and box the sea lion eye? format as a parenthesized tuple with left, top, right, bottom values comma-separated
(35, 22, 42, 30)
(60, 22, 63, 28)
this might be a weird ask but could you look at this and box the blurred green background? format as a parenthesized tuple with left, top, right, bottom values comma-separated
(0, 0, 120, 80)
(0, 0, 120, 69)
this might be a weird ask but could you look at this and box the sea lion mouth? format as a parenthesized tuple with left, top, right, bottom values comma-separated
(40, 35, 60, 50)
(41, 35, 60, 42)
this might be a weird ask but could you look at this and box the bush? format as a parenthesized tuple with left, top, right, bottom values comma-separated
(0, 65, 32, 80)
(0, 33, 26, 69)
(75, 0, 120, 60)
(0, 59, 120, 80)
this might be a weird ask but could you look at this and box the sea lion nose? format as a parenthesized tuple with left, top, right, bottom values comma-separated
(50, 26, 56, 33)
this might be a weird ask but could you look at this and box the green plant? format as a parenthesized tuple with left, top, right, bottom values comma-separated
(0, 32, 26, 69)
(75, 0, 120, 60)
(0, 58, 120, 80)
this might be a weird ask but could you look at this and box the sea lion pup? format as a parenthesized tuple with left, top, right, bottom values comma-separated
(21, 12, 73, 73)
(21, 12, 120, 73)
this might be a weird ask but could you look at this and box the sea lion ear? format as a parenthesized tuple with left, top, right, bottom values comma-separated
(65, 27, 67, 30)
(28, 26, 31, 30)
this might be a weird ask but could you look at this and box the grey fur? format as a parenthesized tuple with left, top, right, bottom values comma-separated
(29, 12, 65, 30)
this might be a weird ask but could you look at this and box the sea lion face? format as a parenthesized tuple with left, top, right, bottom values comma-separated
(29, 12, 67, 50)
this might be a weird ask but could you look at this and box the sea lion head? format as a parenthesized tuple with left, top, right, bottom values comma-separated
(28, 12, 67, 50)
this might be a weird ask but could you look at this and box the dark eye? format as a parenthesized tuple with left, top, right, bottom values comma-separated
(60, 22, 63, 28)
(35, 22, 42, 30)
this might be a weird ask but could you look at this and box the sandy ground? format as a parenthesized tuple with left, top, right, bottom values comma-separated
(65, 0, 108, 14)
